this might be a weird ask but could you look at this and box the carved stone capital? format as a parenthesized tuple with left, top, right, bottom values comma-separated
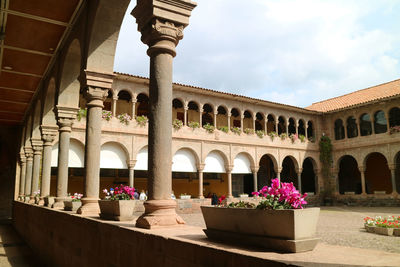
(225, 165, 234, 173)
(19, 152, 26, 163)
(85, 86, 109, 108)
(41, 125, 58, 146)
(57, 117, 74, 133)
(127, 160, 137, 169)
(56, 105, 78, 125)
(85, 70, 114, 90)
(31, 138, 43, 154)
(24, 147, 34, 159)
(388, 164, 396, 171)
(251, 166, 259, 173)
(197, 163, 205, 172)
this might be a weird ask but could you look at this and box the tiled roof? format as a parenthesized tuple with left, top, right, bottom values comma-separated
(306, 79, 400, 112)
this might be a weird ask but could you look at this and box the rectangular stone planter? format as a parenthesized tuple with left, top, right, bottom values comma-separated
(64, 201, 82, 211)
(44, 196, 55, 207)
(201, 206, 320, 253)
(365, 225, 376, 233)
(374, 227, 393, 236)
(98, 200, 135, 221)
(393, 228, 400, 236)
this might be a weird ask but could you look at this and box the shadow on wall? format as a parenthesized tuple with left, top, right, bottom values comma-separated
(0, 126, 20, 220)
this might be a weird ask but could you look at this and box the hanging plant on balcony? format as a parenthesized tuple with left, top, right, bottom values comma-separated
(118, 113, 132, 125)
(319, 135, 333, 179)
(218, 126, 229, 133)
(244, 128, 254, 135)
(389, 126, 400, 134)
(203, 123, 215, 133)
(299, 134, 306, 142)
(256, 130, 265, 138)
(231, 127, 241, 135)
(77, 108, 87, 121)
(135, 115, 147, 126)
(172, 119, 183, 130)
(289, 133, 298, 143)
(279, 133, 287, 140)
(102, 110, 112, 121)
(268, 131, 278, 141)
(188, 121, 200, 129)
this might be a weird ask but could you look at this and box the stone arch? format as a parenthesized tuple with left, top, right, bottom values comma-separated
(203, 150, 229, 173)
(307, 120, 314, 139)
(172, 146, 200, 167)
(134, 145, 148, 171)
(334, 119, 345, 140)
(346, 116, 358, 138)
(374, 110, 387, 134)
(266, 114, 276, 133)
(364, 152, 392, 194)
(359, 113, 372, 136)
(202, 103, 214, 126)
(338, 155, 361, 194)
(230, 108, 241, 128)
(100, 142, 129, 169)
(172, 148, 199, 173)
(389, 107, 400, 128)
(243, 110, 253, 130)
(116, 89, 132, 116)
(42, 78, 57, 126)
(255, 112, 264, 131)
(231, 151, 255, 172)
(136, 93, 149, 117)
(288, 117, 296, 135)
(172, 98, 185, 122)
(297, 119, 306, 136)
(58, 39, 81, 107)
(216, 105, 228, 128)
(394, 151, 400, 194)
(278, 116, 286, 134)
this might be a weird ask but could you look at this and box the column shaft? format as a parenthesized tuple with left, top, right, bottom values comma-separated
(112, 98, 117, 116)
(41, 143, 53, 198)
(199, 108, 203, 126)
(30, 149, 42, 201)
(184, 108, 188, 125)
(390, 168, 398, 194)
(54, 129, 71, 208)
(227, 171, 232, 198)
(296, 170, 302, 193)
(19, 158, 26, 197)
(131, 100, 136, 118)
(24, 156, 33, 199)
(198, 171, 204, 199)
(214, 113, 217, 127)
(129, 167, 135, 188)
(253, 171, 258, 192)
(360, 168, 366, 194)
(227, 115, 231, 130)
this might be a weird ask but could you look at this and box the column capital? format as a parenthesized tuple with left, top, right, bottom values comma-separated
(85, 70, 114, 90)
(251, 166, 259, 173)
(19, 151, 26, 163)
(56, 105, 78, 131)
(276, 167, 282, 173)
(213, 111, 218, 116)
(127, 160, 137, 169)
(41, 125, 58, 146)
(24, 147, 33, 159)
(225, 165, 234, 173)
(199, 108, 204, 113)
(132, 0, 197, 57)
(197, 163, 205, 172)
(358, 166, 365, 172)
(388, 163, 396, 171)
(85, 86, 109, 108)
(31, 138, 43, 154)
(296, 167, 303, 174)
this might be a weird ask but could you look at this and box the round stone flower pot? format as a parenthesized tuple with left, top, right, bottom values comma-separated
(63, 201, 82, 211)
(98, 200, 135, 221)
(374, 227, 393, 236)
(201, 206, 320, 253)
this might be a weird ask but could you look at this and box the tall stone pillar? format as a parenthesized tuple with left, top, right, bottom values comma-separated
(24, 147, 33, 202)
(184, 104, 188, 125)
(359, 166, 366, 195)
(252, 115, 256, 130)
(132, 0, 196, 229)
(197, 164, 205, 199)
(53, 106, 78, 209)
(275, 121, 279, 133)
(389, 164, 398, 195)
(295, 121, 299, 135)
(131, 99, 137, 118)
(112, 96, 118, 117)
(40, 126, 58, 205)
(128, 160, 137, 188)
(213, 111, 217, 127)
(199, 108, 203, 126)
(227, 114, 231, 130)
(276, 168, 282, 183)
(30, 139, 43, 203)
(251, 167, 259, 192)
(226, 165, 233, 198)
(18, 152, 26, 199)
(77, 71, 113, 215)
(285, 119, 289, 134)
(296, 167, 303, 193)
(240, 114, 244, 132)
(315, 168, 321, 195)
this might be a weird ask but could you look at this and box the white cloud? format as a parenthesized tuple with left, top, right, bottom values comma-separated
(114, 0, 400, 108)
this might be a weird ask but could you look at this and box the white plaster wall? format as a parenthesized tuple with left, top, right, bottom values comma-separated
(204, 152, 226, 173)
(172, 149, 197, 172)
(100, 143, 128, 169)
(51, 139, 84, 167)
(232, 153, 252, 174)
(134, 146, 148, 170)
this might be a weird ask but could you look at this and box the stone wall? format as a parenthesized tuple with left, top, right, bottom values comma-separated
(12, 202, 286, 267)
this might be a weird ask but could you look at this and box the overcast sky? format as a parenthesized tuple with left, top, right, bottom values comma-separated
(114, 0, 400, 108)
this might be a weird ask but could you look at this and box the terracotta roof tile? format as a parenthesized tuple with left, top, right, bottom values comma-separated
(306, 79, 400, 112)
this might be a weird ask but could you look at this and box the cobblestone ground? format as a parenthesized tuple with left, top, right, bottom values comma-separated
(180, 206, 400, 254)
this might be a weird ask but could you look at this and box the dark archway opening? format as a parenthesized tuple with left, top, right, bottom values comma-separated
(338, 155, 361, 194)
(257, 155, 276, 190)
(365, 152, 392, 194)
(301, 158, 316, 193)
(281, 157, 298, 188)
(137, 93, 149, 117)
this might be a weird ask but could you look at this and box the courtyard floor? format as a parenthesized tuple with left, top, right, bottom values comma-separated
(180, 206, 400, 254)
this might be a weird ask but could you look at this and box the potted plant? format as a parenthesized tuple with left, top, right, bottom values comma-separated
(99, 185, 136, 221)
(64, 193, 83, 211)
(44, 195, 55, 207)
(203, 123, 215, 133)
(243, 128, 254, 135)
(33, 190, 41, 204)
(231, 127, 241, 135)
(172, 119, 183, 130)
(102, 110, 112, 121)
(201, 178, 320, 253)
(268, 131, 278, 141)
(135, 115, 147, 126)
(180, 193, 191, 200)
(188, 121, 200, 130)
(256, 130, 265, 138)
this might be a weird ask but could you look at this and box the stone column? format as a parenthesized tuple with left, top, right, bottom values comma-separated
(226, 165, 233, 198)
(77, 71, 113, 215)
(132, 0, 196, 228)
(252, 115, 256, 130)
(30, 139, 43, 203)
(264, 114, 268, 132)
(275, 121, 279, 133)
(389, 164, 398, 195)
(131, 99, 137, 118)
(199, 108, 203, 126)
(128, 160, 137, 188)
(197, 164, 205, 199)
(112, 96, 118, 117)
(358, 166, 366, 195)
(356, 117, 361, 137)
(227, 114, 231, 130)
(240, 114, 244, 132)
(18, 152, 26, 199)
(285, 119, 289, 134)
(295, 121, 299, 135)
(24, 147, 33, 202)
(53, 106, 78, 209)
(315, 168, 321, 195)
(276, 168, 282, 183)
(296, 167, 303, 193)
(385, 110, 390, 132)
(184, 104, 188, 126)
(251, 167, 259, 192)
(40, 126, 58, 205)
(213, 111, 217, 127)
(305, 124, 308, 139)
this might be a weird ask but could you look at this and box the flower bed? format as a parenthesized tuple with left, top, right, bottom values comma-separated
(364, 216, 400, 236)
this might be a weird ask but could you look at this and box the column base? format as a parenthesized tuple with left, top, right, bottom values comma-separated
(136, 199, 185, 229)
(28, 196, 35, 204)
(198, 196, 204, 199)
(77, 197, 100, 216)
(24, 196, 30, 203)
(38, 197, 45, 206)
(53, 197, 67, 209)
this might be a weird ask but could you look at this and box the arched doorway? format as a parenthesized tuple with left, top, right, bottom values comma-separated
(365, 153, 391, 194)
(301, 158, 316, 194)
(257, 154, 276, 189)
(172, 148, 198, 197)
(232, 153, 253, 196)
(203, 151, 228, 198)
(281, 156, 298, 188)
(338, 155, 361, 194)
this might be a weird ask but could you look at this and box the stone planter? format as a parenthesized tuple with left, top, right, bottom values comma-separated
(239, 194, 249, 198)
(393, 228, 400, 236)
(201, 206, 320, 253)
(34, 196, 40, 204)
(44, 196, 55, 207)
(365, 225, 376, 233)
(64, 201, 82, 211)
(98, 200, 135, 221)
(180, 195, 191, 200)
(374, 227, 393, 236)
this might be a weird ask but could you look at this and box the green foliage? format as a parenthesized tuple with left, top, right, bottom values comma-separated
(256, 195, 292, 210)
(319, 135, 333, 179)
(172, 119, 183, 130)
(203, 123, 215, 133)
(218, 126, 229, 133)
(256, 130, 265, 138)
(188, 121, 200, 129)
(231, 126, 241, 135)
(279, 133, 287, 140)
(244, 128, 254, 135)
(77, 108, 87, 121)
(135, 115, 148, 126)
(227, 201, 256, 209)
(299, 134, 306, 142)
(268, 131, 278, 141)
